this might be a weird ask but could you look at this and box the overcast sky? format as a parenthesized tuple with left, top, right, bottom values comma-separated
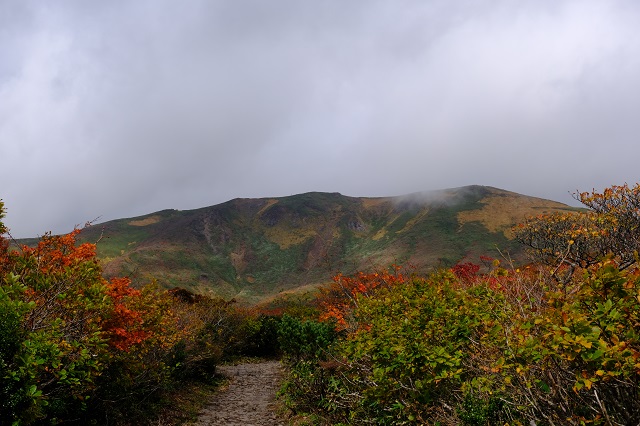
(2, 0, 640, 237)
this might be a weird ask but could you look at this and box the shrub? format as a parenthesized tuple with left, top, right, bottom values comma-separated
(0, 231, 118, 423)
(241, 314, 282, 358)
(321, 272, 517, 425)
(0, 205, 185, 424)
(503, 260, 640, 424)
(318, 266, 407, 332)
(278, 314, 336, 361)
(277, 314, 338, 417)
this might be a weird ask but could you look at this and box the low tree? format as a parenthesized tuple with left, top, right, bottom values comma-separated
(579, 183, 640, 267)
(514, 183, 640, 282)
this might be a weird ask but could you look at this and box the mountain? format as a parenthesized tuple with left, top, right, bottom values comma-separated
(75, 186, 576, 303)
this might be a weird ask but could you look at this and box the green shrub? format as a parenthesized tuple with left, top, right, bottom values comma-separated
(241, 314, 282, 358)
(504, 260, 640, 424)
(277, 314, 336, 361)
(321, 272, 516, 424)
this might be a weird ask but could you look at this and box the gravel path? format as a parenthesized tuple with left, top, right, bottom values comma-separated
(190, 361, 286, 426)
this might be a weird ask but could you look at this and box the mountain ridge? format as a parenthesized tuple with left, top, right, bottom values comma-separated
(72, 185, 575, 303)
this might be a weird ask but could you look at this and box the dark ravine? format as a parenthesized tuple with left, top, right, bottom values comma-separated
(70, 185, 576, 303)
(189, 361, 285, 426)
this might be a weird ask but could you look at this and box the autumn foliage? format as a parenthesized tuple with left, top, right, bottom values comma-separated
(0, 222, 166, 423)
(318, 265, 407, 331)
(0, 203, 253, 424)
(515, 183, 640, 281)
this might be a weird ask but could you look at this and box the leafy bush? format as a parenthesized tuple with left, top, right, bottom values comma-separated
(241, 314, 282, 358)
(0, 204, 216, 424)
(278, 314, 336, 361)
(0, 230, 124, 423)
(276, 314, 338, 417)
(317, 272, 517, 425)
(318, 266, 407, 332)
(502, 260, 640, 424)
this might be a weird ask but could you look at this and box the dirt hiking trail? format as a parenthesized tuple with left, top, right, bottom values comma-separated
(190, 360, 287, 426)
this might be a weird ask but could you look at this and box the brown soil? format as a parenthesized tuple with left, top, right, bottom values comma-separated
(190, 361, 286, 426)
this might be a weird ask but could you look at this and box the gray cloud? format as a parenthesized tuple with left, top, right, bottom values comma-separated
(2, 0, 640, 237)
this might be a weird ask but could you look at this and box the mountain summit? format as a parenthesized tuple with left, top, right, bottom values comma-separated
(78, 186, 575, 303)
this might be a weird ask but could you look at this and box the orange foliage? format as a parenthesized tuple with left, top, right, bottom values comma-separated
(3, 228, 157, 352)
(103, 277, 150, 351)
(23, 229, 97, 272)
(319, 265, 408, 331)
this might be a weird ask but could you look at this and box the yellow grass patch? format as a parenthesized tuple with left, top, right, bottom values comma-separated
(128, 216, 161, 226)
(372, 228, 387, 241)
(361, 197, 390, 209)
(264, 227, 317, 249)
(372, 212, 403, 240)
(457, 193, 573, 238)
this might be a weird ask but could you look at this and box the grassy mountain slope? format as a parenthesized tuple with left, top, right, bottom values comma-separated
(76, 186, 575, 303)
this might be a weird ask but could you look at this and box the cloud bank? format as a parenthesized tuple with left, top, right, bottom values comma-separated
(2, 0, 640, 236)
